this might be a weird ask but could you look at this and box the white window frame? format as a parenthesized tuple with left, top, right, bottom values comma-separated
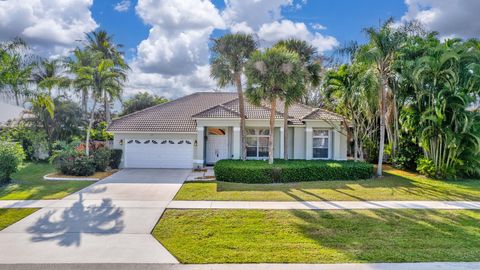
(312, 129, 330, 159)
(245, 128, 269, 159)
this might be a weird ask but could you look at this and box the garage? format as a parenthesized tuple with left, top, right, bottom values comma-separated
(124, 138, 193, 168)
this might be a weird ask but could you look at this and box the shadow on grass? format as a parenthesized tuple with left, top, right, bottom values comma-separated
(27, 192, 124, 247)
(290, 208, 480, 262)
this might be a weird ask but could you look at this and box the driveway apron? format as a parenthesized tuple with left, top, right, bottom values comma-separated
(0, 169, 190, 264)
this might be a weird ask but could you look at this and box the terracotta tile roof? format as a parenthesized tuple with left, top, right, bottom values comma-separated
(108, 92, 344, 133)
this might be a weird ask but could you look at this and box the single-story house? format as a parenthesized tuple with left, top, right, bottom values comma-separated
(108, 92, 348, 169)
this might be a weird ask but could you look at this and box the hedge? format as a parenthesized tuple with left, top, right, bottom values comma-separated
(0, 141, 25, 184)
(214, 159, 374, 183)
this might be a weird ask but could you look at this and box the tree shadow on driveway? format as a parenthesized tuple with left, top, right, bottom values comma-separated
(27, 193, 124, 247)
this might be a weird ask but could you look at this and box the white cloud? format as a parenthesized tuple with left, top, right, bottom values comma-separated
(401, 0, 480, 39)
(258, 20, 338, 53)
(0, 0, 98, 57)
(114, 0, 131, 12)
(230, 22, 254, 34)
(311, 23, 327, 30)
(222, 0, 293, 31)
(127, 0, 224, 97)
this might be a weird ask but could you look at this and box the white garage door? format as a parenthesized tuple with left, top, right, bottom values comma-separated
(124, 138, 193, 168)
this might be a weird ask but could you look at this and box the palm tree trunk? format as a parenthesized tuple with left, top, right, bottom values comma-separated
(377, 76, 387, 177)
(86, 99, 97, 156)
(14, 89, 19, 106)
(269, 98, 276, 165)
(82, 90, 88, 120)
(353, 125, 358, 162)
(235, 72, 246, 160)
(283, 104, 288, 160)
(104, 91, 111, 123)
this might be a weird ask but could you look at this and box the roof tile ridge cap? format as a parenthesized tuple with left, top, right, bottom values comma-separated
(259, 101, 286, 118)
(191, 95, 238, 117)
(317, 108, 344, 118)
(218, 103, 242, 117)
(220, 98, 242, 114)
(301, 108, 320, 119)
(110, 92, 200, 123)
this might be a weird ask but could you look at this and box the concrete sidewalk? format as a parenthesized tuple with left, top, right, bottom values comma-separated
(0, 169, 191, 264)
(2, 262, 480, 270)
(3, 200, 480, 210)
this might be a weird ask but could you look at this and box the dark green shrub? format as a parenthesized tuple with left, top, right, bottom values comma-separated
(56, 154, 95, 176)
(109, 149, 123, 169)
(93, 148, 111, 172)
(0, 141, 25, 183)
(214, 159, 374, 183)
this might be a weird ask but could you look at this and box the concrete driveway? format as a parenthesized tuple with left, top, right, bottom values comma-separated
(0, 169, 190, 264)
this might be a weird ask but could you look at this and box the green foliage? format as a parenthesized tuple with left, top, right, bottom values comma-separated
(90, 121, 113, 141)
(392, 138, 423, 171)
(416, 157, 436, 178)
(0, 141, 25, 183)
(120, 92, 168, 116)
(51, 141, 95, 176)
(109, 149, 123, 169)
(214, 159, 374, 183)
(92, 147, 111, 172)
(0, 124, 49, 161)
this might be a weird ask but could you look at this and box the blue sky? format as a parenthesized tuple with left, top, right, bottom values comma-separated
(91, 0, 408, 61)
(0, 0, 478, 98)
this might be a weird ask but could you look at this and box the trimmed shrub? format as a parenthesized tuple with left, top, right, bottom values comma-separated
(109, 149, 123, 169)
(0, 141, 25, 183)
(214, 159, 374, 183)
(56, 154, 95, 176)
(93, 148, 111, 172)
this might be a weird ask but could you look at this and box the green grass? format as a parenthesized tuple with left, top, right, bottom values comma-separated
(154, 209, 480, 263)
(0, 208, 38, 230)
(174, 167, 480, 201)
(0, 162, 93, 200)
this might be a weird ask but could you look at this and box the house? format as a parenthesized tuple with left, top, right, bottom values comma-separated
(0, 101, 31, 127)
(108, 92, 348, 169)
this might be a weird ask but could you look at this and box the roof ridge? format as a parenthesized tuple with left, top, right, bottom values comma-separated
(218, 104, 242, 117)
(191, 95, 239, 117)
(301, 108, 320, 120)
(109, 92, 202, 124)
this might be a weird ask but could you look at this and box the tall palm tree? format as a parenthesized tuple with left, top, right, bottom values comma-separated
(245, 47, 304, 164)
(361, 19, 402, 176)
(74, 55, 125, 155)
(84, 30, 129, 123)
(210, 33, 257, 160)
(68, 48, 93, 118)
(274, 39, 321, 160)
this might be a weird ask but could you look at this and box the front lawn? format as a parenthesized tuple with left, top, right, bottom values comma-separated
(154, 209, 480, 263)
(0, 209, 38, 230)
(174, 166, 480, 201)
(0, 162, 93, 200)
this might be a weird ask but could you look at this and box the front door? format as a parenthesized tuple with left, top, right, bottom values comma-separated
(206, 127, 229, 164)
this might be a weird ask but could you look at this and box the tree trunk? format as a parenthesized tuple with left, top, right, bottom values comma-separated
(283, 103, 288, 160)
(377, 76, 387, 177)
(353, 125, 358, 162)
(14, 90, 19, 106)
(104, 91, 111, 123)
(82, 90, 88, 120)
(234, 72, 246, 160)
(86, 99, 97, 156)
(268, 98, 276, 165)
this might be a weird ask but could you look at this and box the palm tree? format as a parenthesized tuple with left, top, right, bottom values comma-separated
(361, 19, 402, 176)
(245, 47, 304, 164)
(74, 55, 125, 156)
(2, 53, 32, 106)
(274, 39, 321, 160)
(84, 30, 129, 123)
(31, 58, 70, 96)
(210, 33, 257, 160)
(68, 48, 93, 118)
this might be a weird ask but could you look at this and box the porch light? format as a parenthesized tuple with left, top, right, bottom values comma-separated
(119, 139, 124, 146)
(194, 140, 198, 147)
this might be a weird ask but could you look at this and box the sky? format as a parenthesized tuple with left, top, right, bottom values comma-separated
(0, 0, 479, 99)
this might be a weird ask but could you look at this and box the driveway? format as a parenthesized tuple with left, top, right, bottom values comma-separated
(0, 169, 190, 264)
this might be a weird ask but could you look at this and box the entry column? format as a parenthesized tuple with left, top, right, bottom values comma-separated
(194, 126, 205, 168)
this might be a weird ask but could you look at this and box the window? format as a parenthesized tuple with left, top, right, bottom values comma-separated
(313, 129, 329, 159)
(246, 128, 270, 158)
(208, 128, 226, 135)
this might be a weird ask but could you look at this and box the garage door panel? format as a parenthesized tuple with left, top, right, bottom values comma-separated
(125, 139, 193, 168)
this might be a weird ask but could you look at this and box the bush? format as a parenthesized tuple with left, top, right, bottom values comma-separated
(93, 148, 111, 172)
(0, 141, 25, 184)
(416, 157, 436, 178)
(52, 141, 95, 176)
(214, 159, 374, 183)
(109, 149, 123, 169)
